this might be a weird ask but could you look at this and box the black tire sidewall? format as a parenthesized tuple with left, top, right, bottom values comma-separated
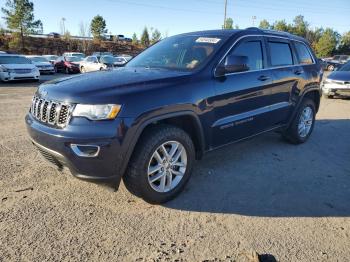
(292, 99, 316, 143)
(125, 126, 195, 204)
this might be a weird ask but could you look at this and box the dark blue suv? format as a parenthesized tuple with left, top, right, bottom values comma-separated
(26, 28, 322, 203)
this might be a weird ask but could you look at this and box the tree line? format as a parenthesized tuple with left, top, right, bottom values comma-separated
(2, 0, 349, 57)
(1, 0, 162, 51)
(223, 15, 350, 58)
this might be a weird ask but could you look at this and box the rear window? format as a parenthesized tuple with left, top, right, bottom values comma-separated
(294, 42, 313, 64)
(268, 42, 293, 67)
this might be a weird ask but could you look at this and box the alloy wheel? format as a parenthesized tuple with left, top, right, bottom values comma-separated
(147, 141, 187, 193)
(298, 106, 314, 138)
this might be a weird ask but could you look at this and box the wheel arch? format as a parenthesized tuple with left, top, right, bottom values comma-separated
(120, 111, 206, 178)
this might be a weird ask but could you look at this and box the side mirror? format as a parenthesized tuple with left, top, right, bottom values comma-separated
(224, 55, 249, 73)
(216, 55, 249, 76)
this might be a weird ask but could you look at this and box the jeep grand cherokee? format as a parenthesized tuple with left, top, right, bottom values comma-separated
(26, 28, 322, 203)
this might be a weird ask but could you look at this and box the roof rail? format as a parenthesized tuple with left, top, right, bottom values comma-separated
(245, 27, 293, 37)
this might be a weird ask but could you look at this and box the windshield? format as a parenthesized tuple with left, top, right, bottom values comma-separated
(30, 57, 48, 62)
(66, 56, 82, 62)
(44, 55, 58, 60)
(126, 35, 226, 71)
(100, 55, 115, 63)
(71, 53, 85, 58)
(339, 62, 350, 71)
(0, 56, 31, 64)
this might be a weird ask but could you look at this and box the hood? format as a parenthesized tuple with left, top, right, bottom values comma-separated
(327, 71, 350, 82)
(2, 63, 36, 69)
(37, 67, 192, 103)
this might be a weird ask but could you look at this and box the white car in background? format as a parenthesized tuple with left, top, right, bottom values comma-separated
(114, 55, 132, 67)
(26, 55, 55, 74)
(79, 55, 115, 73)
(0, 54, 40, 82)
(42, 55, 59, 65)
(63, 52, 86, 60)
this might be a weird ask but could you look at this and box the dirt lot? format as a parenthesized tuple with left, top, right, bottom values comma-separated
(0, 77, 349, 262)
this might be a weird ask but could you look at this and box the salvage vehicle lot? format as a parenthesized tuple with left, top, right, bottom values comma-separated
(0, 78, 349, 261)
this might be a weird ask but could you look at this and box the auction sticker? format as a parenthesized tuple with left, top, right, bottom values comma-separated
(195, 37, 221, 44)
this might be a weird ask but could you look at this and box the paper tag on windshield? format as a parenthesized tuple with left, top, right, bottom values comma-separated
(195, 37, 221, 44)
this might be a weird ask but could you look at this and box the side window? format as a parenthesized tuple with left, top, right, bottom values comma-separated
(294, 42, 313, 64)
(86, 57, 93, 62)
(268, 42, 293, 67)
(230, 40, 263, 71)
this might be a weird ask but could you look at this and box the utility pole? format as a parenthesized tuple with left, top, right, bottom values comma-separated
(223, 0, 227, 29)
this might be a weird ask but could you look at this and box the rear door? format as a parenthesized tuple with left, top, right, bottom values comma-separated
(265, 37, 302, 125)
(211, 36, 274, 147)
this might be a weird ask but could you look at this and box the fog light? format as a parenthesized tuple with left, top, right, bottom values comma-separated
(71, 144, 100, 157)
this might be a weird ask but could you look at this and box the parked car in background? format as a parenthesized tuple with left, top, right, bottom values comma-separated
(113, 56, 130, 67)
(116, 34, 125, 41)
(54, 56, 81, 74)
(92, 52, 113, 57)
(26, 28, 322, 203)
(0, 54, 40, 82)
(26, 56, 55, 74)
(322, 61, 350, 98)
(79, 55, 114, 73)
(43, 55, 59, 65)
(48, 32, 60, 38)
(322, 55, 350, 71)
(63, 52, 86, 59)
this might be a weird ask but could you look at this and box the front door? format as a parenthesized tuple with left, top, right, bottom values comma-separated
(211, 36, 274, 147)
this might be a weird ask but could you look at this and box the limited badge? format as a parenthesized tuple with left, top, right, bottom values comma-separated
(195, 37, 221, 44)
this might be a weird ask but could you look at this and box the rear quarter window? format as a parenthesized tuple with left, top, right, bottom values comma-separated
(268, 42, 293, 67)
(294, 42, 313, 64)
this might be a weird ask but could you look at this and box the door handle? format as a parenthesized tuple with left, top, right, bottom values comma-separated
(257, 75, 270, 81)
(294, 70, 304, 75)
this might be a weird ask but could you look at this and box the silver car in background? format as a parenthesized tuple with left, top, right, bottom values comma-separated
(26, 55, 55, 74)
(322, 62, 350, 98)
(0, 54, 40, 82)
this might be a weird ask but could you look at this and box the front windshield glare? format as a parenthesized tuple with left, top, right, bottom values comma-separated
(126, 35, 224, 71)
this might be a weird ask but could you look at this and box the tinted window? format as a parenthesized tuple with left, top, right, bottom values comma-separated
(294, 42, 313, 64)
(268, 42, 293, 66)
(231, 41, 263, 71)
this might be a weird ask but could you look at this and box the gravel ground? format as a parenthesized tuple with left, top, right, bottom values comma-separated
(0, 76, 349, 262)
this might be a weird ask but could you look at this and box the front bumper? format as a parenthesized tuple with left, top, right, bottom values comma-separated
(38, 68, 55, 74)
(0, 71, 40, 81)
(322, 82, 350, 96)
(25, 113, 131, 185)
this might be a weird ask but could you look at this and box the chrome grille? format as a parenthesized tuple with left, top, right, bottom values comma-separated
(14, 69, 32, 74)
(30, 96, 74, 128)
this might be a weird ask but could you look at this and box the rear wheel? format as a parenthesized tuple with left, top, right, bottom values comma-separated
(65, 67, 70, 74)
(283, 98, 316, 144)
(123, 125, 195, 204)
(80, 66, 86, 73)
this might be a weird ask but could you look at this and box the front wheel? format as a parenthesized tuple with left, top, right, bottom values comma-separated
(65, 67, 70, 74)
(123, 125, 195, 204)
(283, 98, 316, 144)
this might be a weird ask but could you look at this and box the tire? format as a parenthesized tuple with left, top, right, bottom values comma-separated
(80, 66, 86, 73)
(65, 67, 70, 74)
(54, 66, 58, 73)
(327, 64, 334, 71)
(283, 98, 316, 144)
(99, 67, 103, 71)
(123, 125, 195, 204)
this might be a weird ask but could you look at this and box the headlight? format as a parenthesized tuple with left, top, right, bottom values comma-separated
(72, 104, 121, 120)
(323, 79, 332, 84)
